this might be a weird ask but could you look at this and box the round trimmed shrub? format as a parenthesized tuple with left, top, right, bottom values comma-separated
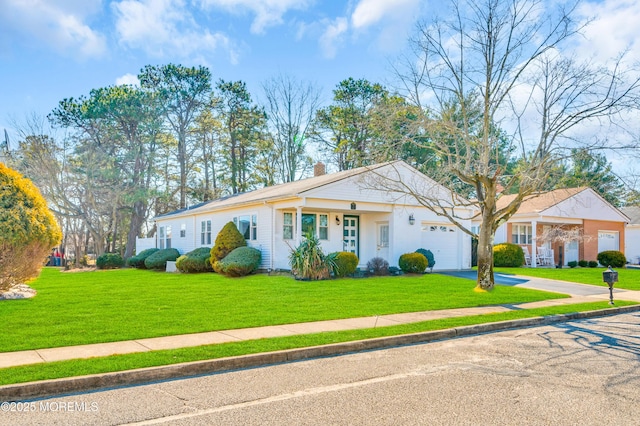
(144, 248, 180, 270)
(127, 248, 160, 269)
(493, 243, 524, 267)
(578, 259, 588, 268)
(597, 250, 626, 268)
(416, 248, 435, 270)
(213, 246, 261, 277)
(0, 163, 61, 291)
(398, 252, 428, 274)
(332, 252, 359, 277)
(588, 260, 598, 268)
(210, 222, 246, 264)
(567, 261, 578, 268)
(367, 257, 389, 276)
(96, 253, 124, 269)
(176, 247, 213, 273)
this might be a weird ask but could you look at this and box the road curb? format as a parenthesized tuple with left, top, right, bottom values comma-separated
(2, 304, 639, 401)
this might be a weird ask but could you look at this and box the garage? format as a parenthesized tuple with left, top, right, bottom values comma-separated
(421, 223, 460, 270)
(598, 231, 620, 253)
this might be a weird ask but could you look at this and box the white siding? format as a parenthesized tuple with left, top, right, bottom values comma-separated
(626, 226, 640, 264)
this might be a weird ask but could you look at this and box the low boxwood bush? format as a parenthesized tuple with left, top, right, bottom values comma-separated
(176, 247, 213, 273)
(96, 253, 124, 270)
(567, 261, 578, 268)
(398, 252, 428, 274)
(367, 257, 389, 276)
(331, 252, 359, 277)
(493, 243, 525, 267)
(214, 246, 261, 277)
(144, 248, 180, 270)
(416, 248, 435, 270)
(597, 250, 626, 268)
(127, 248, 160, 269)
(578, 259, 588, 268)
(588, 260, 598, 268)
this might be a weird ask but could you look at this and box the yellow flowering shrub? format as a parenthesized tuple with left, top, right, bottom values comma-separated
(0, 163, 61, 291)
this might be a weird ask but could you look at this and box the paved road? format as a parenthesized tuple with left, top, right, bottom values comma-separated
(4, 312, 640, 425)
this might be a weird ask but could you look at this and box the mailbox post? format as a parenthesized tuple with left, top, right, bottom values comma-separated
(602, 266, 618, 306)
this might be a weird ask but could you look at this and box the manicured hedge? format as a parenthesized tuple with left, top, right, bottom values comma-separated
(210, 222, 246, 263)
(493, 243, 524, 267)
(96, 253, 125, 270)
(144, 248, 180, 270)
(398, 252, 428, 274)
(127, 248, 160, 269)
(176, 247, 213, 273)
(213, 246, 261, 277)
(597, 250, 626, 268)
(332, 252, 359, 277)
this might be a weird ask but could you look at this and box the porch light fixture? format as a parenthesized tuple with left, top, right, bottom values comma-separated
(335, 215, 340, 225)
(409, 214, 415, 225)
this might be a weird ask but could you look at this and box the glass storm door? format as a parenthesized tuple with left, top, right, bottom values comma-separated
(376, 222, 389, 261)
(343, 216, 359, 256)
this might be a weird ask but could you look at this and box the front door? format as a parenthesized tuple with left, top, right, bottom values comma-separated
(343, 216, 359, 257)
(376, 222, 389, 261)
(565, 240, 579, 265)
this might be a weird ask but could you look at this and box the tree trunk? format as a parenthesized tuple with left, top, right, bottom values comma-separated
(124, 200, 146, 259)
(476, 211, 495, 291)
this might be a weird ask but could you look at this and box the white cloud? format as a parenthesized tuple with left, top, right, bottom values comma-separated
(319, 17, 348, 59)
(115, 73, 140, 86)
(200, 0, 314, 34)
(575, 0, 640, 65)
(0, 0, 106, 58)
(350, 0, 419, 52)
(112, 0, 237, 63)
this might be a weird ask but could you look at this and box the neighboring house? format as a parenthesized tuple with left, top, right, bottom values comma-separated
(482, 187, 628, 267)
(621, 206, 640, 264)
(153, 161, 473, 271)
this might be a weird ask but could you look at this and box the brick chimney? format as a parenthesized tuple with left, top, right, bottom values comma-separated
(313, 161, 326, 177)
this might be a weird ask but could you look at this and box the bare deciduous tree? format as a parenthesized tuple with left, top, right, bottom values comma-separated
(387, 0, 640, 289)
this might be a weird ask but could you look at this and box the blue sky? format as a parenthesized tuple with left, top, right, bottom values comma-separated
(1, 0, 640, 168)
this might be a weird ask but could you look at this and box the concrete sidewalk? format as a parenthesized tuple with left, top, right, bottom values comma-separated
(2, 275, 638, 370)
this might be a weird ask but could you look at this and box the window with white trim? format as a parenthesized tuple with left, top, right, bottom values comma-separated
(234, 214, 257, 240)
(201, 220, 212, 245)
(511, 225, 532, 245)
(283, 212, 293, 240)
(165, 225, 172, 248)
(180, 223, 186, 238)
(159, 226, 165, 249)
(284, 212, 328, 240)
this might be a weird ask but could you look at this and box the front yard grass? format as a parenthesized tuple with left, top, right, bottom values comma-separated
(0, 267, 569, 352)
(494, 267, 640, 290)
(0, 300, 632, 386)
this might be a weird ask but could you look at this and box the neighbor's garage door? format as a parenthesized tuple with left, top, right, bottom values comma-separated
(421, 223, 460, 270)
(598, 231, 620, 253)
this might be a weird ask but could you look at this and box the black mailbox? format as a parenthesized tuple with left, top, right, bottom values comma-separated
(602, 268, 618, 284)
(602, 266, 618, 305)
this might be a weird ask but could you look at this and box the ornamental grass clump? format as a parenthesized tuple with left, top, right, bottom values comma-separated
(289, 233, 336, 280)
(0, 163, 61, 291)
(176, 247, 213, 273)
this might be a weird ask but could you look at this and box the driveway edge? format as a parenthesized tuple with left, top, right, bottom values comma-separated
(2, 304, 639, 401)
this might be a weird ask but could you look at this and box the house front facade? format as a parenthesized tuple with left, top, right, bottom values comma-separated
(621, 206, 640, 264)
(153, 161, 473, 271)
(487, 187, 628, 267)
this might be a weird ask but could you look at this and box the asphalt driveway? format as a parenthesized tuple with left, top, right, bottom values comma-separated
(437, 270, 616, 297)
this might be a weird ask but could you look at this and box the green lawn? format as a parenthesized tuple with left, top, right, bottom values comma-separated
(494, 267, 640, 290)
(0, 267, 567, 352)
(0, 300, 632, 386)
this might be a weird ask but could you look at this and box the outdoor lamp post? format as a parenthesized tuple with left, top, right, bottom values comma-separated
(602, 266, 618, 306)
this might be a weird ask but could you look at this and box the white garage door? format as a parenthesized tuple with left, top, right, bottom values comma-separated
(598, 231, 619, 252)
(421, 223, 460, 270)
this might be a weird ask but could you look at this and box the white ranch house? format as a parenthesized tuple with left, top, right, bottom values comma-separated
(151, 161, 473, 271)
